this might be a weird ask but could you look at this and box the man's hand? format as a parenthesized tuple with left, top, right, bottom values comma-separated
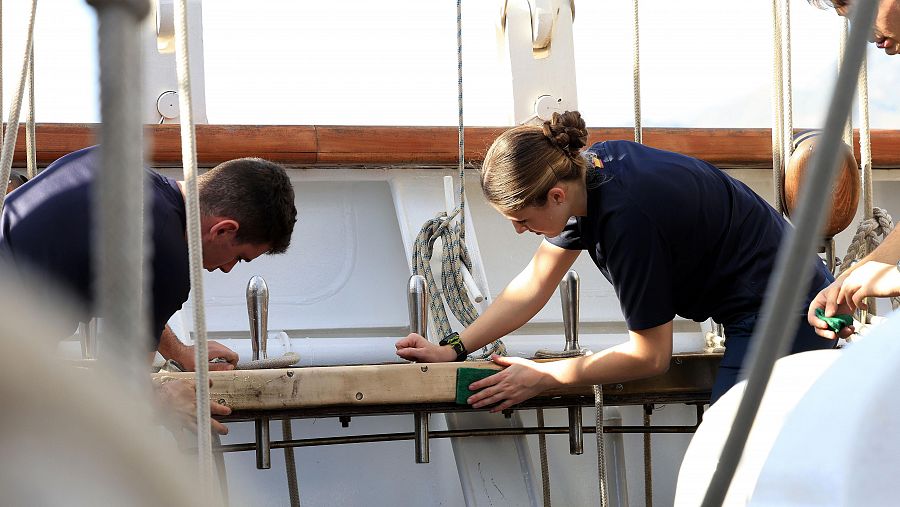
(467, 355, 554, 412)
(173, 341, 239, 372)
(154, 378, 232, 435)
(395, 333, 457, 362)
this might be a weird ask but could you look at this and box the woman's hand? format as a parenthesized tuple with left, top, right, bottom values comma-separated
(395, 333, 457, 363)
(466, 355, 556, 412)
(807, 279, 855, 340)
(837, 261, 900, 309)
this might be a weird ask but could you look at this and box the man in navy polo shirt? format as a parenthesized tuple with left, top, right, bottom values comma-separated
(0, 146, 297, 434)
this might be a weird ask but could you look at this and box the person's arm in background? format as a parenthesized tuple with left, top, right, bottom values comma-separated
(467, 321, 673, 412)
(395, 240, 581, 362)
(157, 324, 238, 371)
(808, 228, 900, 338)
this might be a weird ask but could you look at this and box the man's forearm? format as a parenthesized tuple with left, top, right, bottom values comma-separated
(156, 324, 189, 360)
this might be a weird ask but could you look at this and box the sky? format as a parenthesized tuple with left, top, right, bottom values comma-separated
(2, 0, 899, 129)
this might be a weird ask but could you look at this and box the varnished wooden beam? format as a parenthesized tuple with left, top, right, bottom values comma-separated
(151, 353, 720, 411)
(13, 123, 900, 168)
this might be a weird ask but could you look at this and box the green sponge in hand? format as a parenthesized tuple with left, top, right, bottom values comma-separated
(456, 367, 499, 405)
(815, 308, 854, 333)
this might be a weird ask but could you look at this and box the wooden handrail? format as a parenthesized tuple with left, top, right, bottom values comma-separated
(12, 123, 900, 169)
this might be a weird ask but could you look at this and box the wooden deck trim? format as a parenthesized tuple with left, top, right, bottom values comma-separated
(12, 123, 900, 168)
(151, 353, 721, 411)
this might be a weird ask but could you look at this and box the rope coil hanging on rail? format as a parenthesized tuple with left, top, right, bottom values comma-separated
(411, 0, 504, 359)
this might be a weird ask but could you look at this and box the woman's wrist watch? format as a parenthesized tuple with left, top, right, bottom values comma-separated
(439, 332, 468, 362)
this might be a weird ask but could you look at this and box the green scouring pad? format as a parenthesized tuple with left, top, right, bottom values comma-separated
(456, 368, 499, 405)
(815, 308, 854, 333)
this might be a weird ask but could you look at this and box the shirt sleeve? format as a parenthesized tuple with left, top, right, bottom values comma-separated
(603, 210, 675, 331)
(546, 216, 585, 250)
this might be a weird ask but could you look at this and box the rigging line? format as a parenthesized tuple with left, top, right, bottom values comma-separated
(173, 0, 215, 500)
(700, 2, 878, 505)
(0, 0, 37, 212)
(411, 0, 504, 358)
(781, 0, 793, 163)
(632, 0, 641, 144)
(26, 42, 36, 179)
(771, 0, 785, 214)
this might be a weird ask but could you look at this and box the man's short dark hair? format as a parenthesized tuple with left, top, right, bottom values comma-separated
(198, 158, 297, 254)
(807, 0, 848, 9)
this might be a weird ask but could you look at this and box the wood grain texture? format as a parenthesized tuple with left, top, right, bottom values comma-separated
(14, 124, 900, 168)
(151, 353, 720, 411)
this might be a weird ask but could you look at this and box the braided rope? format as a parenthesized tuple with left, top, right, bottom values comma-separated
(781, 0, 793, 163)
(771, 0, 785, 214)
(838, 208, 900, 311)
(643, 406, 653, 507)
(536, 408, 552, 507)
(632, 0, 642, 144)
(26, 43, 36, 179)
(282, 419, 302, 507)
(0, 0, 37, 211)
(839, 19, 853, 146)
(532, 349, 608, 507)
(594, 384, 608, 507)
(411, 0, 504, 359)
(1, 0, 4, 153)
(173, 0, 214, 497)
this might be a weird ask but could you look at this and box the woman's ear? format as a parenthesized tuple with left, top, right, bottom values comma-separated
(547, 186, 567, 206)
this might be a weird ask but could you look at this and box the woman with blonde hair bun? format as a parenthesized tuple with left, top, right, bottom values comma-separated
(396, 111, 835, 407)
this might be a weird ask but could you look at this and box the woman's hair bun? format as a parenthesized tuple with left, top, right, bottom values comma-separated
(541, 111, 588, 158)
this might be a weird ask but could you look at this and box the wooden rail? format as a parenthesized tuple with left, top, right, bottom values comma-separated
(12, 124, 900, 169)
(152, 353, 720, 412)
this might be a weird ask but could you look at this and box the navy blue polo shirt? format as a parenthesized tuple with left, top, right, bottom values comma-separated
(0, 146, 190, 345)
(548, 140, 829, 331)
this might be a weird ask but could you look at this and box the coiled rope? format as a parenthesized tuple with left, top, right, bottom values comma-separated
(411, 0, 504, 359)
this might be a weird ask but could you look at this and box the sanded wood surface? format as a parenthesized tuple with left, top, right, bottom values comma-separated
(14, 124, 900, 168)
(151, 353, 721, 411)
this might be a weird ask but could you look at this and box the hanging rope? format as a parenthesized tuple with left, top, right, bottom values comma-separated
(411, 0, 504, 359)
(840, 19, 853, 146)
(536, 408, 552, 506)
(781, 0, 793, 165)
(533, 346, 607, 507)
(0, 0, 37, 211)
(26, 42, 36, 179)
(173, 0, 215, 499)
(632, 0, 642, 144)
(771, 0, 786, 214)
(838, 208, 900, 311)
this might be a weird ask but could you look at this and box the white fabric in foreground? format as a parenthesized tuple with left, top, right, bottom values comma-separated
(751, 309, 900, 506)
(674, 349, 841, 506)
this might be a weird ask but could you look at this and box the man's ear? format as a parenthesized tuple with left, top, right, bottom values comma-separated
(208, 219, 239, 237)
(547, 186, 566, 206)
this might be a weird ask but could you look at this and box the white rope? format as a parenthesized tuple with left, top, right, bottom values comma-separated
(837, 208, 900, 311)
(173, 0, 214, 499)
(0, 0, 37, 211)
(781, 0, 793, 163)
(594, 385, 608, 507)
(536, 408, 552, 506)
(840, 19, 853, 146)
(859, 53, 873, 220)
(411, 0, 504, 358)
(771, 0, 785, 214)
(26, 43, 36, 179)
(632, 0, 642, 144)
(1, 0, 4, 154)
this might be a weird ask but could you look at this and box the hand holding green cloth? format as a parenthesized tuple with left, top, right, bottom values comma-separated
(815, 308, 854, 333)
(456, 367, 499, 404)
